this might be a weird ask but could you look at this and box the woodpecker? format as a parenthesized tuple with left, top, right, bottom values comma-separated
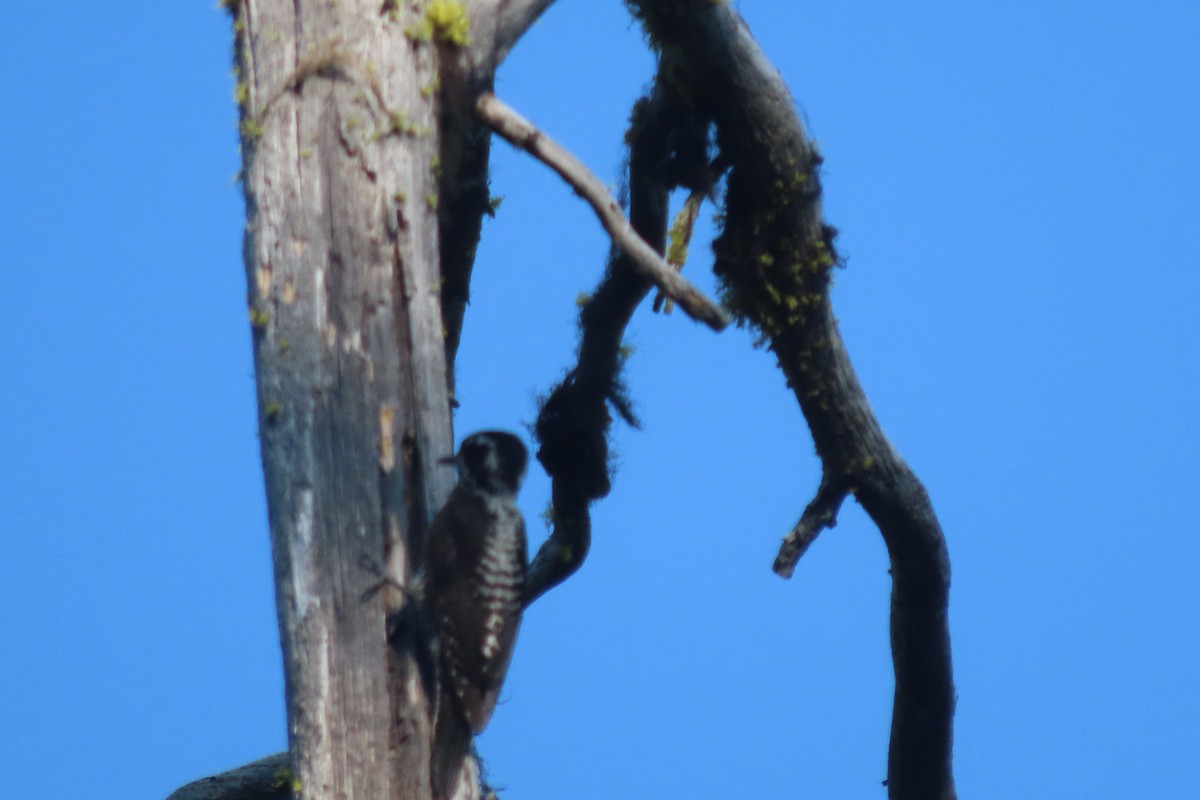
(427, 430, 528, 795)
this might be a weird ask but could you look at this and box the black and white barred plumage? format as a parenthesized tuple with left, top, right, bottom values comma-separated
(428, 430, 528, 736)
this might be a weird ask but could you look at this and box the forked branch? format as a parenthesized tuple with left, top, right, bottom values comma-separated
(772, 475, 848, 579)
(475, 92, 730, 331)
(627, 2, 957, 798)
(526, 82, 697, 604)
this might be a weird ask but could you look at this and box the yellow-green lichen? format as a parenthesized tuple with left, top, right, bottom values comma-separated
(248, 307, 270, 327)
(387, 110, 421, 137)
(666, 214, 692, 266)
(383, 111, 431, 138)
(666, 229, 689, 266)
(272, 766, 292, 789)
(406, 0, 470, 45)
(666, 191, 703, 267)
(405, 19, 433, 41)
(240, 119, 264, 138)
(425, 0, 470, 45)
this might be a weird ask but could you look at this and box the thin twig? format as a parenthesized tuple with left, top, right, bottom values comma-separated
(474, 92, 730, 331)
(654, 188, 706, 314)
(772, 475, 848, 578)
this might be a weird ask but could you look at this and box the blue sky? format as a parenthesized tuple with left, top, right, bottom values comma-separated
(1, 2, 1197, 798)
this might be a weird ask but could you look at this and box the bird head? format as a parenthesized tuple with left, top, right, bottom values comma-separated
(443, 430, 528, 496)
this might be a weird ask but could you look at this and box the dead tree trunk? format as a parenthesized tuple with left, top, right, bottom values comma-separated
(172, 3, 954, 799)
(193, 4, 566, 800)
(232, 1, 451, 798)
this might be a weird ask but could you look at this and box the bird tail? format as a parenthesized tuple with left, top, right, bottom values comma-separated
(431, 686, 476, 800)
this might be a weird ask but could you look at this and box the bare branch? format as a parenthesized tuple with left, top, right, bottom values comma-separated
(475, 91, 730, 331)
(439, 2, 560, 388)
(166, 753, 291, 800)
(491, 0, 556, 48)
(653, 187, 706, 314)
(526, 85, 685, 604)
(772, 475, 848, 578)
(459, 0, 557, 73)
(488, 0, 556, 67)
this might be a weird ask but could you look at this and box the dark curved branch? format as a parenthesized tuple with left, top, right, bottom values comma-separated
(628, 3, 956, 798)
(475, 92, 728, 330)
(439, 2, 560, 392)
(772, 474, 848, 579)
(165, 753, 291, 800)
(465, 0, 558, 71)
(526, 82, 705, 604)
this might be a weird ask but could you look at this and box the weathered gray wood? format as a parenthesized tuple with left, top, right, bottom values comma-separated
(165, 5, 561, 800)
(178, 4, 955, 799)
(233, 1, 456, 797)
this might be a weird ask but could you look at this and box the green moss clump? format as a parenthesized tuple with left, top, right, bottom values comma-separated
(426, 0, 470, 45)
(239, 119, 264, 138)
(407, 0, 470, 45)
(666, 214, 690, 266)
(272, 766, 292, 789)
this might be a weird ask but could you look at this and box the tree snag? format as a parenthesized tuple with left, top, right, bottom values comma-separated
(171, 3, 955, 799)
